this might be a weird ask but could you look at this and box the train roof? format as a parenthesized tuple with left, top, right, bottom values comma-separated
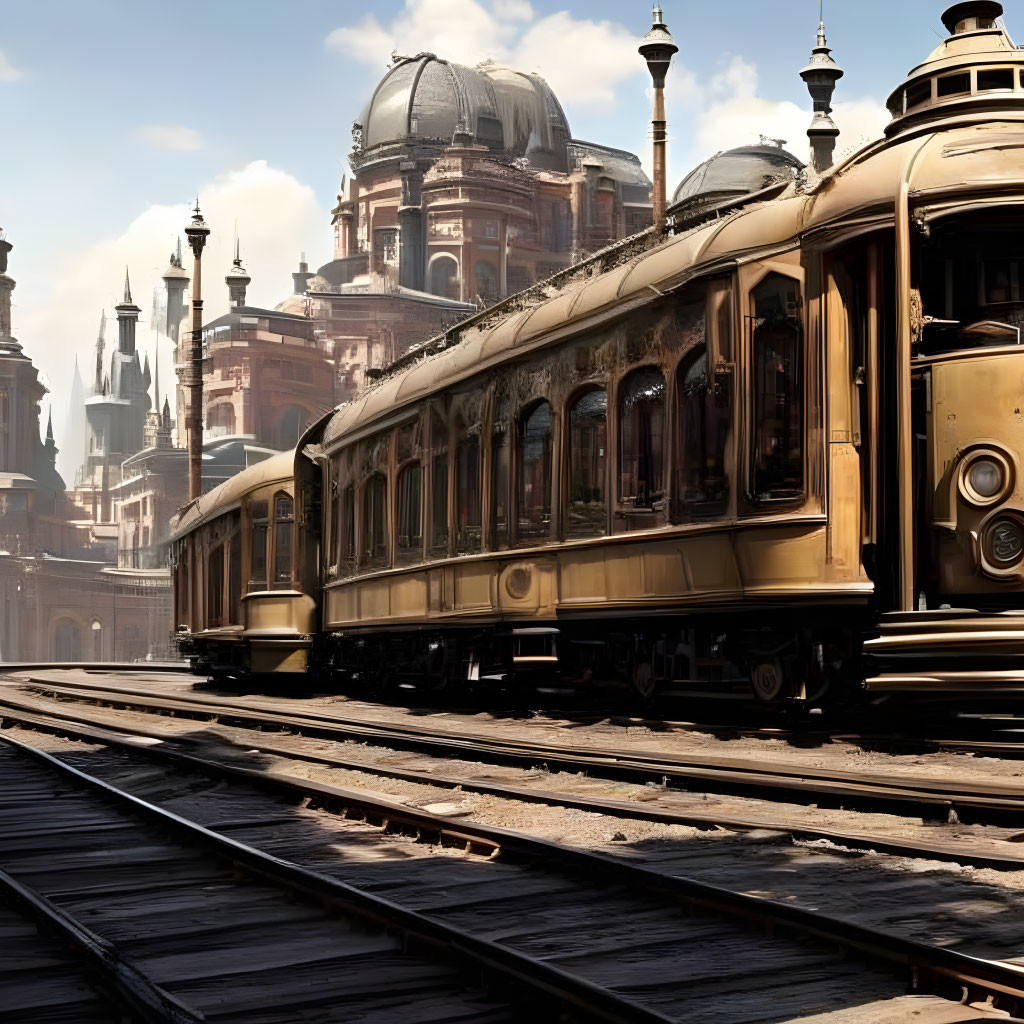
(321, 6, 1024, 454)
(168, 450, 295, 541)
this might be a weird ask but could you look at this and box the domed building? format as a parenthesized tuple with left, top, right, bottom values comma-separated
(670, 142, 804, 221)
(286, 52, 654, 403)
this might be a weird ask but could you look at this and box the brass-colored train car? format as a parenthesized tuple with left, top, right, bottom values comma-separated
(170, 451, 317, 678)
(175, 3, 1024, 701)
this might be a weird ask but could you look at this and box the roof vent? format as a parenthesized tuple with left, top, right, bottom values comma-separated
(941, 1, 1002, 35)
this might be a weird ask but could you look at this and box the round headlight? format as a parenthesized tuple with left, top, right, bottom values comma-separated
(968, 458, 1004, 499)
(990, 519, 1024, 565)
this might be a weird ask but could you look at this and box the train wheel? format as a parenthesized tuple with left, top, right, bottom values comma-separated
(749, 658, 785, 702)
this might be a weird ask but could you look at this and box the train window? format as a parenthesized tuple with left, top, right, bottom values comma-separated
(229, 523, 241, 623)
(396, 463, 422, 566)
(273, 492, 294, 587)
(977, 68, 1013, 91)
(491, 399, 510, 550)
(716, 288, 733, 362)
(936, 72, 970, 97)
(518, 401, 553, 541)
(567, 389, 607, 538)
(677, 346, 729, 517)
(455, 431, 482, 553)
(751, 273, 804, 502)
(250, 499, 268, 590)
(340, 482, 355, 575)
(618, 367, 666, 511)
(430, 411, 449, 555)
(362, 474, 388, 570)
(208, 546, 224, 626)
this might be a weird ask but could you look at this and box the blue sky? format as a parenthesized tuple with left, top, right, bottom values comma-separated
(0, 0, 983, 474)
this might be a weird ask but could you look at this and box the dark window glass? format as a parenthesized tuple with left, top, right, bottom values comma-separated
(362, 474, 388, 570)
(677, 346, 729, 518)
(618, 368, 666, 510)
(906, 79, 932, 108)
(518, 401, 552, 541)
(273, 492, 294, 587)
(431, 412, 449, 554)
(340, 483, 355, 576)
(229, 518, 241, 622)
(208, 546, 224, 626)
(936, 72, 970, 97)
(567, 389, 607, 538)
(455, 433, 481, 553)
(250, 499, 268, 590)
(491, 399, 510, 549)
(977, 68, 1013, 91)
(397, 463, 422, 565)
(751, 274, 804, 502)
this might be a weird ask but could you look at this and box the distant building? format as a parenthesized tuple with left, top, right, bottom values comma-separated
(282, 52, 653, 400)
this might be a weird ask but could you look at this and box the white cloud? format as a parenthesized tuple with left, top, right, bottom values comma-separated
(667, 55, 889, 177)
(137, 124, 204, 152)
(325, 0, 641, 111)
(17, 161, 326, 479)
(0, 48, 23, 82)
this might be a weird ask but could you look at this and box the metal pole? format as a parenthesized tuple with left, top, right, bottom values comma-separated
(652, 85, 667, 228)
(184, 203, 210, 502)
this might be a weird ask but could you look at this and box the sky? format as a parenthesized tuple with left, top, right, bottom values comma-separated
(0, 0, 976, 478)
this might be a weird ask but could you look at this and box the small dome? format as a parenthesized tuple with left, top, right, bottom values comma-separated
(671, 144, 803, 211)
(355, 53, 572, 172)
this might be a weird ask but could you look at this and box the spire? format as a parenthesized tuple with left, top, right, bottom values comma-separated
(800, 3, 844, 175)
(225, 233, 251, 308)
(123, 266, 132, 305)
(94, 310, 106, 394)
(45, 407, 53, 443)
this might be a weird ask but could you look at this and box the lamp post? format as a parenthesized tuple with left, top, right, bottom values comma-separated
(639, 5, 678, 230)
(184, 200, 210, 501)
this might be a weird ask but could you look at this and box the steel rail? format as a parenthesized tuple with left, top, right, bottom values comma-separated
(0, 866, 204, 1023)
(5, 702, 1024, 1016)
(18, 676, 1024, 821)
(0, 731, 677, 1024)
(2, 690, 1023, 872)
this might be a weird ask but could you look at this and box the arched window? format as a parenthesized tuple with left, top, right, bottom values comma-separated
(518, 401, 552, 541)
(396, 462, 422, 565)
(273, 491, 294, 587)
(362, 473, 388, 570)
(250, 499, 269, 590)
(430, 411, 449, 555)
(54, 619, 81, 662)
(206, 403, 235, 438)
(339, 482, 355, 575)
(751, 274, 803, 502)
(428, 256, 459, 301)
(455, 427, 481, 553)
(567, 389, 607, 538)
(677, 346, 729, 517)
(618, 367, 665, 510)
(491, 398, 510, 550)
(475, 261, 498, 305)
(274, 405, 309, 451)
(90, 620, 103, 661)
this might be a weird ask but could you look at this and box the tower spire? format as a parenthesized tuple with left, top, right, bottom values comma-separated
(123, 266, 132, 304)
(800, 2, 844, 175)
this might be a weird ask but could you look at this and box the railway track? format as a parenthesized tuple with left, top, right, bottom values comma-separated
(5, 673, 1024, 1021)
(15, 671, 1024, 825)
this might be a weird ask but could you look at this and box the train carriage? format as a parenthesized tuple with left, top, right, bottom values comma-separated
(176, 2, 1024, 703)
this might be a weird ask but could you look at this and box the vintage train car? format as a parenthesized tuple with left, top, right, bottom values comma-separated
(175, 3, 1024, 701)
(169, 451, 317, 678)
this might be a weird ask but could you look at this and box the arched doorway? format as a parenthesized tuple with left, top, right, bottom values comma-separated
(428, 255, 459, 300)
(54, 619, 82, 661)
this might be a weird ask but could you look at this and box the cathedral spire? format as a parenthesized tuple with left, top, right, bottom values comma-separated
(45, 407, 54, 443)
(123, 266, 133, 305)
(225, 234, 251, 308)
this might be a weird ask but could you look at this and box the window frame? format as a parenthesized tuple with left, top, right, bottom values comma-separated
(565, 385, 609, 539)
(515, 399, 554, 545)
(616, 365, 668, 523)
(745, 269, 806, 508)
